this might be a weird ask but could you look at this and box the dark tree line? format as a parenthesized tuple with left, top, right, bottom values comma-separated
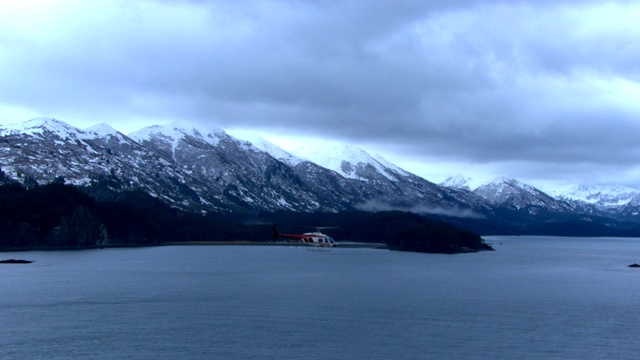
(262, 210, 492, 253)
(0, 183, 492, 253)
(0, 183, 271, 249)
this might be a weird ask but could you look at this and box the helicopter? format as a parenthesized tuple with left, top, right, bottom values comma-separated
(271, 226, 338, 247)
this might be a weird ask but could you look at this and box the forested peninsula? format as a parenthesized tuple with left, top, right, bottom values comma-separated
(0, 183, 493, 254)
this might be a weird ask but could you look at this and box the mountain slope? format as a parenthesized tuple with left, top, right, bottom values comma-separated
(543, 183, 640, 221)
(3, 118, 640, 235)
(239, 136, 305, 167)
(128, 123, 331, 212)
(548, 184, 639, 206)
(0, 118, 221, 211)
(0, 118, 491, 216)
(473, 177, 572, 211)
(288, 142, 489, 217)
(292, 142, 409, 182)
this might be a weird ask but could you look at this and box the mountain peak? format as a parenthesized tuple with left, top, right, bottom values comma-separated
(5, 117, 63, 129)
(24, 117, 62, 125)
(547, 183, 640, 206)
(290, 142, 404, 181)
(441, 174, 515, 191)
(482, 176, 522, 188)
(128, 122, 227, 146)
(440, 174, 473, 190)
(84, 123, 120, 137)
(1, 117, 88, 138)
(3, 116, 640, 224)
(243, 136, 305, 166)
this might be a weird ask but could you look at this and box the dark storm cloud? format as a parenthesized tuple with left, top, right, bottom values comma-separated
(1, 0, 639, 185)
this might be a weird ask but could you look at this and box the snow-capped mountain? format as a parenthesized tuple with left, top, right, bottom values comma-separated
(441, 174, 573, 215)
(240, 136, 305, 167)
(0, 118, 490, 216)
(440, 173, 640, 223)
(2, 117, 87, 139)
(620, 195, 640, 217)
(128, 123, 334, 212)
(0, 118, 222, 210)
(473, 176, 572, 212)
(440, 174, 504, 192)
(286, 142, 491, 216)
(3, 117, 640, 231)
(440, 174, 472, 190)
(537, 183, 640, 220)
(546, 184, 640, 207)
(84, 123, 121, 137)
(292, 142, 409, 182)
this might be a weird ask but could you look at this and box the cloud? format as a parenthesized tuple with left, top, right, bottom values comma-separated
(355, 199, 485, 219)
(1, 0, 639, 187)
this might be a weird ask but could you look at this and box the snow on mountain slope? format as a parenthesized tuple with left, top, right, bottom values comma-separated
(440, 174, 472, 190)
(1, 117, 110, 158)
(440, 174, 573, 213)
(84, 123, 120, 137)
(546, 184, 640, 206)
(129, 122, 231, 148)
(2, 117, 91, 139)
(371, 153, 409, 177)
(440, 174, 515, 191)
(128, 122, 334, 212)
(8, 117, 639, 220)
(290, 142, 407, 182)
(130, 124, 198, 155)
(0, 118, 227, 209)
(240, 136, 305, 167)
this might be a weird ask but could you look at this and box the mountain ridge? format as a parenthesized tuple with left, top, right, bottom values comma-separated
(2, 117, 640, 235)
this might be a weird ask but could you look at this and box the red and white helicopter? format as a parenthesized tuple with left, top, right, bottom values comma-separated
(272, 226, 338, 247)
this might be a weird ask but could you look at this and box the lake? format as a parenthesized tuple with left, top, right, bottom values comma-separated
(1, 236, 639, 359)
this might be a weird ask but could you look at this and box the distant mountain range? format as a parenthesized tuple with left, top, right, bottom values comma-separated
(440, 174, 640, 220)
(2, 117, 640, 236)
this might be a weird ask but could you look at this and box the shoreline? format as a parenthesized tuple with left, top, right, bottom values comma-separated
(163, 241, 389, 249)
(0, 241, 389, 253)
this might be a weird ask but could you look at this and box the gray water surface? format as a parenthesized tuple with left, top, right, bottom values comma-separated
(1, 237, 639, 359)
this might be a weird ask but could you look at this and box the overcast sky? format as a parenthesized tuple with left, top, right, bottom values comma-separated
(1, 0, 639, 189)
